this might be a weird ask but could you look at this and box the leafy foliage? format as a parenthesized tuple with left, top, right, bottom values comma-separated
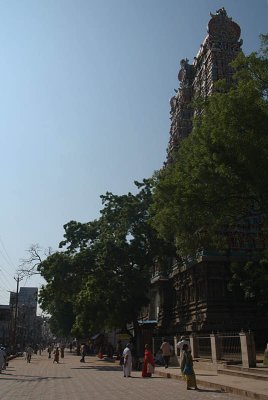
(229, 251, 268, 308)
(38, 179, 174, 337)
(151, 37, 268, 255)
(38, 253, 78, 336)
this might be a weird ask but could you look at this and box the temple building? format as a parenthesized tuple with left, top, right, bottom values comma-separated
(167, 7, 242, 160)
(143, 9, 266, 346)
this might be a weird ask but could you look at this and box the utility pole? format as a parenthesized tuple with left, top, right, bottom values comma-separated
(12, 274, 23, 352)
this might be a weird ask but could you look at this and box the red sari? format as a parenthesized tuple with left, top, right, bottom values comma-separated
(142, 349, 155, 377)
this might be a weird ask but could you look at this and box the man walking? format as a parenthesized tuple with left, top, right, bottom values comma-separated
(160, 338, 172, 369)
(176, 336, 190, 366)
(25, 345, 34, 363)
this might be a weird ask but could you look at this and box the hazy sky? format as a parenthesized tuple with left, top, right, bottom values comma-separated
(0, 0, 267, 307)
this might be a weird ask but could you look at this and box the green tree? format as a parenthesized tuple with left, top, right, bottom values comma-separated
(70, 179, 174, 336)
(38, 252, 80, 336)
(229, 251, 268, 309)
(39, 179, 174, 337)
(151, 37, 268, 255)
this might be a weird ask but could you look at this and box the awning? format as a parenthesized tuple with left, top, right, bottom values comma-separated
(138, 320, 157, 326)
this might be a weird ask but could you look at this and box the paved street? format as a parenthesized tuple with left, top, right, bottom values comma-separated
(0, 352, 243, 400)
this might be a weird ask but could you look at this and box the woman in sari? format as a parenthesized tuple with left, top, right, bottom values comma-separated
(142, 344, 155, 378)
(180, 344, 198, 390)
(122, 343, 132, 377)
(53, 347, 60, 364)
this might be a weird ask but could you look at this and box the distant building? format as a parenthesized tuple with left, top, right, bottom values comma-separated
(0, 305, 11, 345)
(18, 287, 38, 313)
(9, 287, 38, 347)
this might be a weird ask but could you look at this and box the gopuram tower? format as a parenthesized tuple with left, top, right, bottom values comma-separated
(145, 9, 267, 345)
(167, 7, 242, 160)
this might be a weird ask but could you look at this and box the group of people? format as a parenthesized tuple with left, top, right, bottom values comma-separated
(11, 336, 198, 389)
(120, 336, 198, 390)
(47, 344, 65, 363)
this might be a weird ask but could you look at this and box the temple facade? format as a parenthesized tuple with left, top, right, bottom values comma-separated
(144, 9, 266, 346)
(167, 7, 242, 160)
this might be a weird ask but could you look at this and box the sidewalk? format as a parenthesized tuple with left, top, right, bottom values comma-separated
(87, 355, 268, 399)
(0, 353, 243, 400)
(154, 364, 268, 400)
(2, 352, 268, 399)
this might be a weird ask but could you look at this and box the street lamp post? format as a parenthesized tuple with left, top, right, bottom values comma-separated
(12, 274, 23, 352)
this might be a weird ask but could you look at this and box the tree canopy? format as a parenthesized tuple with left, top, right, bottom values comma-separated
(151, 36, 268, 255)
(38, 179, 174, 337)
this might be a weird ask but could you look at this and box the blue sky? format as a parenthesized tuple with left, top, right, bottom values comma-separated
(0, 0, 267, 307)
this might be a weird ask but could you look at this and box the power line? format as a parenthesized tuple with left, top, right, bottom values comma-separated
(0, 286, 11, 293)
(0, 236, 16, 269)
(0, 291, 9, 300)
(0, 258, 14, 273)
(0, 266, 15, 290)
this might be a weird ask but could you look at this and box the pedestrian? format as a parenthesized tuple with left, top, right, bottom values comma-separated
(0, 347, 5, 373)
(116, 340, 122, 360)
(80, 343, 86, 362)
(160, 338, 172, 368)
(60, 344, 65, 358)
(25, 346, 34, 363)
(69, 342, 73, 352)
(142, 344, 155, 378)
(53, 347, 60, 364)
(180, 344, 198, 390)
(47, 345, 52, 358)
(76, 343, 81, 356)
(176, 335, 190, 366)
(0, 346, 7, 370)
(122, 343, 132, 377)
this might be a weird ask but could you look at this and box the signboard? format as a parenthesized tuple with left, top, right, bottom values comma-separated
(116, 334, 131, 340)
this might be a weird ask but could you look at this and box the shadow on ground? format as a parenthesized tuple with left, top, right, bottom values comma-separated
(0, 374, 72, 382)
(196, 388, 225, 393)
(71, 365, 122, 372)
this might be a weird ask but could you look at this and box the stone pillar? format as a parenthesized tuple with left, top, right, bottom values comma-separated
(170, 336, 179, 366)
(210, 333, 221, 363)
(190, 334, 199, 358)
(173, 336, 179, 364)
(173, 336, 177, 355)
(174, 335, 181, 365)
(239, 331, 256, 368)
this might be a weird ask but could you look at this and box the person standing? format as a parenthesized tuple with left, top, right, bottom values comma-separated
(0, 346, 7, 370)
(80, 343, 86, 362)
(25, 346, 34, 363)
(160, 338, 172, 369)
(116, 340, 122, 359)
(122, 343, 132, 377)
(47, 345, 52, 358)
(180, 344, 198, 390)
(0, 347, 5, 373)
(60, 344, 65, 358)
(53, 347, 60, 364)
(142, 344, 155, 378)
(176, 336, 190, 366)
